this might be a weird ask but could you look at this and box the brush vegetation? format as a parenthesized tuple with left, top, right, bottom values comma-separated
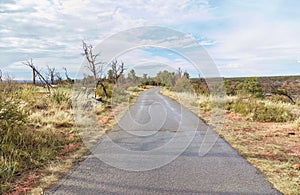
(1, 68, 299, 194)
(161, 75, 300, 194)
(0, 82, 78, 193)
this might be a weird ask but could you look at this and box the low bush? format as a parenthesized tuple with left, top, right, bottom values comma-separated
(197, 94, 298, 122)
(173, 78, 194, 93)
(269, 94, 293, 104)
(95, 82, 113, 99)
(0, 94, 52, 193)
(227, 98, 297, 122)
(51, 89, 72, 109)
(199, 101, 212, 112)
(236, 77, 263, 98)
(0, 85, 75, 193)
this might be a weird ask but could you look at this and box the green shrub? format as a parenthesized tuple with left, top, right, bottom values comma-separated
(173, 78, 194, 93)
(51, 90, 71, 106)
(198, 94, 297, 122)
(199, 101, 212, 112)
(0, 89, 70, 193)
(237, 77, 263, 98)
(227, 98, 296, 122)
(224, 80, 234, 96)
(96, 82, 112, 98)
(198, 97, 227, 113)
(0, 94, 27, 189)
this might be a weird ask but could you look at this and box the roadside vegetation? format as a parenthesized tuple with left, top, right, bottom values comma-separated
(0, 81, 80, 193)
(1, 45, 299, 195)
(0, 78, 147, 194)
(161, 75, 300, 194)
(0, 41, 149, 194)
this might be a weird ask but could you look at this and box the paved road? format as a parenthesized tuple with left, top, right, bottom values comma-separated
(48, 87, 280, 194)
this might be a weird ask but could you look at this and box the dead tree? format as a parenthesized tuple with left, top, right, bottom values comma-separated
(0, 69, 2, 82)
(177, 67, 182, 78)
(47, 65, 56, 85)
(111, 59, 124, 84)
(63, 67, 74, 84)
(271, 85, 295, 104)
(24, 59, 36, 84)
(82, 41, 107, 100)
(55, 72, 63, 84)
(23, 59, 52, 93)
(82, 41, 104, 80)
(63, 67, 70, 80)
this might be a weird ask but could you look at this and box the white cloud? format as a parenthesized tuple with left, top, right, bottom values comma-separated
(1, 0, 300, 79)
(206, 9, 300, 76)
(226, 63, 241, 68)
(7, 57, 81, 80)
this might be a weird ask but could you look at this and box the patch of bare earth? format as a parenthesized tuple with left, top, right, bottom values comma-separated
(215, 111, 300, 194)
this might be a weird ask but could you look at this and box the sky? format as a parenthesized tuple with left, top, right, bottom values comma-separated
(1, 0, 300, 80)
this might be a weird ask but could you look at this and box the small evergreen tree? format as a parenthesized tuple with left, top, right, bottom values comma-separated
(127, 69, 138, 82)
(237, 77, 263, 98)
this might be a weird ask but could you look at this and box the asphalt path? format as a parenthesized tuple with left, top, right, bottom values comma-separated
(48, 87, 280, 194)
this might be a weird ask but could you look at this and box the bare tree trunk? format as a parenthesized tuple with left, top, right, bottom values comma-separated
(56, 72, 63, 84)
(111, 59, 124, 84)
(82, 41, 107, 101)
(271, 85, 295, 104)
(47, 65, 56, 85)
(177, 67, 182, 78)
(82, 41, 103, 81)
(0, 69, 2, 82)
(276, 91, 295, 104)
(32, 69, 36, 85)
(95, 79, 108, 100)
(23, 59, 52, 93)
(63, 67, 74, 84)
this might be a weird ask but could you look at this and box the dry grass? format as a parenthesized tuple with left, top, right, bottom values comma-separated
(220, 113, 300, 194)
(161, 89, 300, 194)
(30, 85, 147, 193)
(0, 84, 82, 194)
(31, 146, 89, 194)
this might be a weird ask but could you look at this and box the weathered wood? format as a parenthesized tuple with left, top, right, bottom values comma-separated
(23, 59, 52, 93)
(111, 59, 124, 84)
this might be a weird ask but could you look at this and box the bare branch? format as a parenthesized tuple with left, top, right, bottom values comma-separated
(23, 58, 36, 84)
(82, 41, 107, 101)
(23, 59, 52, 93)
(270, 85, 295, 104)
(47, 65, 56, 85)
(55, 72, 63, 84)
(177, 67, 182, 78)
(82, 41, 104, 81)
(63, 67, 70, 80)
(63, 67, 74, 84)
(111, 59, 124, 84)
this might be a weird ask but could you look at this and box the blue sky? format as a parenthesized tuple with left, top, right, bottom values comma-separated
(0, 0, 300, 79)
